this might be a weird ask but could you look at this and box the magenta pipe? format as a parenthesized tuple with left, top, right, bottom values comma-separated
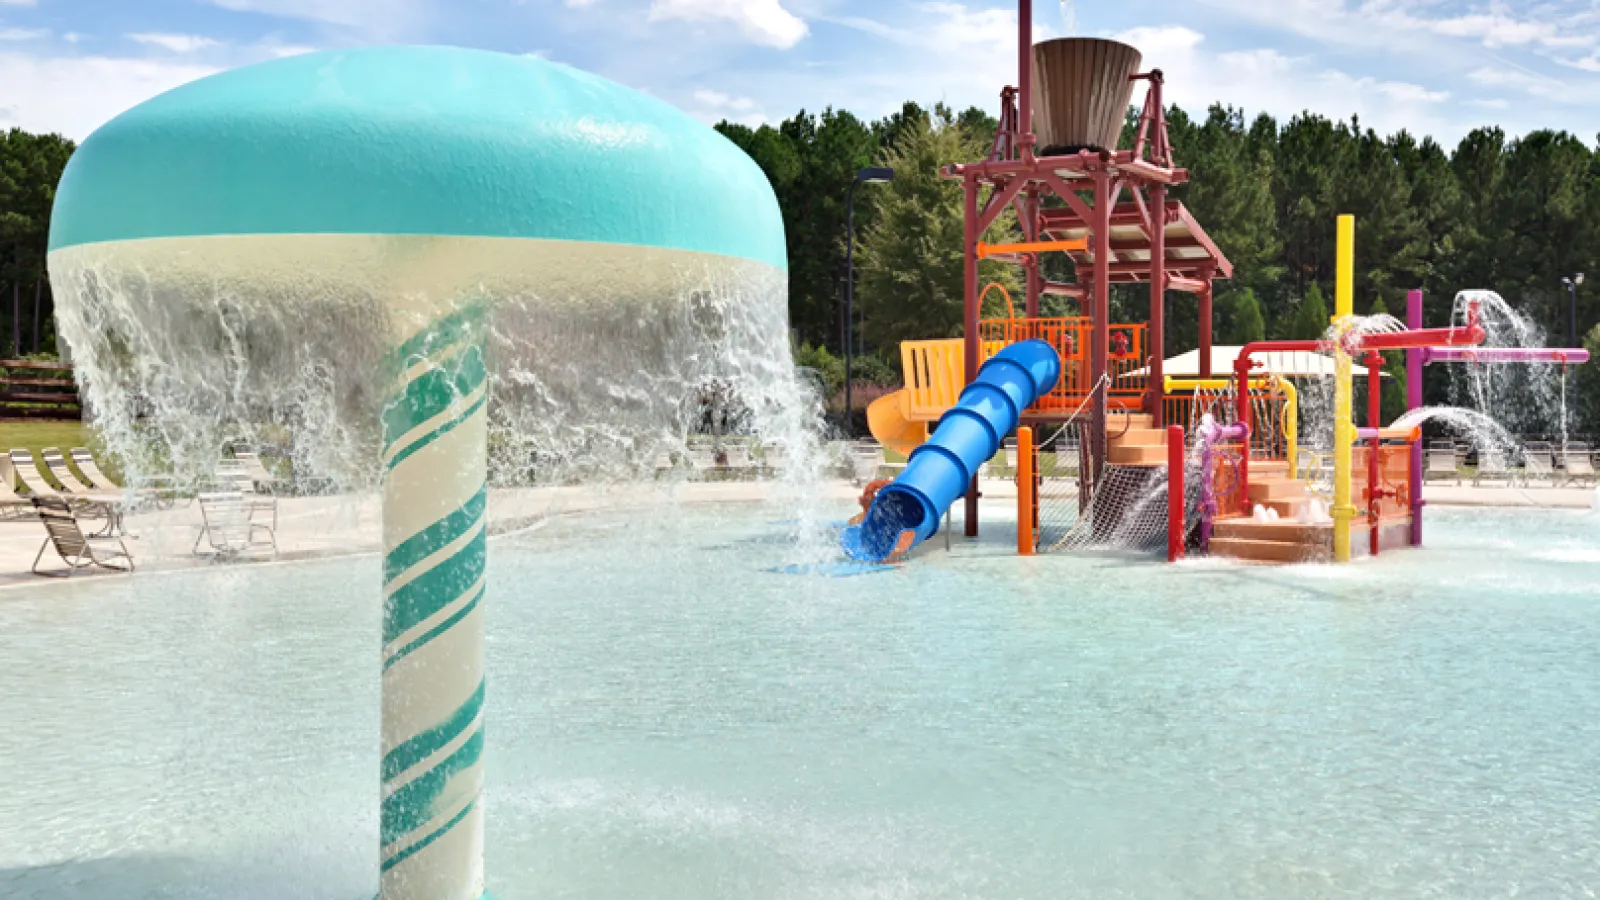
(1406, 289, 1424, 546)
(1423, 347, 1590, 364)
(1198, 415, 1250, 552)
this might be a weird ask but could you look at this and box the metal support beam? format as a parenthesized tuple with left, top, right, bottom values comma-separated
(963, 174, 981, 537)
(1090, 167, 1111, 487)
(1147, 182, 1167, 426)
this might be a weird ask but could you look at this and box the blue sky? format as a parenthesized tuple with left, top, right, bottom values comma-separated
(2, 0, 1598, 145)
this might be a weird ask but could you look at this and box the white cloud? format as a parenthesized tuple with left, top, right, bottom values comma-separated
(0, 0, 38, 6)
(1114, 25, 1457, 137)
(0, 28, 48, 41)
(264, 43, 317, 58)
(62, 33, 87, 44)
(566, 0, 600, 6)
(694, 88, 756, 111)
(201, 0, 428, 40)
(0, 51, 217, 138)
(1467, 98, 1512, 109)
(648, 0, 808, 49)
(128, 33, 220, 54)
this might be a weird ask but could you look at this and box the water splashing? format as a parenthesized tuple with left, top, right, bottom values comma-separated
(50, 235, 835, 561)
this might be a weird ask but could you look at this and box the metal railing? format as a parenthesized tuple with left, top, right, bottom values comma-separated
(978, 316, 1148, 412)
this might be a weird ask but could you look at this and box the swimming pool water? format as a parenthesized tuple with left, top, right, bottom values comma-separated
(2, 503, 1597, 898)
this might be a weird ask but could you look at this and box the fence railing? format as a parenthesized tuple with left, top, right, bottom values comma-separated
(1164, 383, 1294, 462)
(978, 317, 1148, 413)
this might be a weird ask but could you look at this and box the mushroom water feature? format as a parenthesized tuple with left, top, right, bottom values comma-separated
(46, 47, 793, 900)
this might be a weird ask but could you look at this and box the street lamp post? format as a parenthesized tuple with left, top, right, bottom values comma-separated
(1562, 273, 1584, 348)
(1561, 273, 1583, 449)
(845, 166, 894, 434)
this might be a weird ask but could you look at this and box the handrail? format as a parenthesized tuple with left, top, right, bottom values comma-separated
(1163, 375, 1297, 469)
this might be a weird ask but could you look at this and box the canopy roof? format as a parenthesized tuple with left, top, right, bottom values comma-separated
(1130, 346, 1380, 379)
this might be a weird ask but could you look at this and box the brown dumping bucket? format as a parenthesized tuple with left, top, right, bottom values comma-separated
(1030, 38, 1143, 155)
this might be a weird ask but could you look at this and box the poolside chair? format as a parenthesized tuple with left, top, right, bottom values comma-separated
(41, 448, 122, 505)
(194, 491, 278, 558)
(10, 448, 119, 527)
(72, 447, 179, 509)
(1519, 441, 1556, 487)
(1425, 441, 1461, 486)
(0, 469, 32, 521)
(723, 443, 752, 472)
(1562, 442, 1596, 487)
(31, 496, 134, 577)
(215, 458, 278, 529)
(1473, 448, 1511, 487)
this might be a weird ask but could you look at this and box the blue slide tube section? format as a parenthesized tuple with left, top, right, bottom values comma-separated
(841, 339, 1061, 562)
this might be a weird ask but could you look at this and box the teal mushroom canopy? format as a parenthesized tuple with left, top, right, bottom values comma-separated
(48, 45, 785, 270)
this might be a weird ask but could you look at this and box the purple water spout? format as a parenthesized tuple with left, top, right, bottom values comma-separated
(1198, 414, 1251, 551)
(1406, 290, 1424, 546)
(1422, 347, 1590, 364)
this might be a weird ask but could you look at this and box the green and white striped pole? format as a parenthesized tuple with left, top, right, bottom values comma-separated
(379, 309, 490, 900)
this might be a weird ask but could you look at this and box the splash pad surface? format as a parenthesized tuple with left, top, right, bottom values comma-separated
(3, 502, 1597, 899)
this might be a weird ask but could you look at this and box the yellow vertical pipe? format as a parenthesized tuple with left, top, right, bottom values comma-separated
(1017, 427, 1035, 555)
(1332, 214, 1356, 563)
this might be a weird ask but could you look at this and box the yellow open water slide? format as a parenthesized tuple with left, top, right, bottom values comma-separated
(869, 338, 1004, 456)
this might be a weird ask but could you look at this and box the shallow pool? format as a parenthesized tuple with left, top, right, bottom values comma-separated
(3, 503, 1598, 898)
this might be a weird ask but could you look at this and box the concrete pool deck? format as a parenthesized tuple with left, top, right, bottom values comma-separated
(0, 477, 1590, 590)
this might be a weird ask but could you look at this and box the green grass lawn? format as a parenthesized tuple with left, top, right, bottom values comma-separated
(0, 421, 93, 457)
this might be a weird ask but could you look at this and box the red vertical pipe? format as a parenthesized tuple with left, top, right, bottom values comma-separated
(1024, 189, 1041, 319)
(1090, 167, 1111, 487)
(1147, 182, 1167, 425)
(1018, 0, 1034, 159)
(1198, 281, 1213, 379)
(1405, 288, 1424, 546)
(1167, 425, 1185, 562)
(1366, 349, 1382, 557)
(963, 173, 981, 536)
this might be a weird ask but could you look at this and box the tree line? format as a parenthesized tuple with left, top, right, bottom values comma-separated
(0, 128, 74, 358)
(717, 102, 1600, 433)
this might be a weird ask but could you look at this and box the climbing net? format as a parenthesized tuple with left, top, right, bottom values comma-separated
(1040, 454, 1206, 554)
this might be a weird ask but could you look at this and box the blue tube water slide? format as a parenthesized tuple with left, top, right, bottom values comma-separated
(841, 339, 1061, 562)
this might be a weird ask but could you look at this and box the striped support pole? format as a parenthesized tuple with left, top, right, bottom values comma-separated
(379, 308, 490, 900)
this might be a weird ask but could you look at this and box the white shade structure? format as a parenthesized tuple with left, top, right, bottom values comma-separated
(1127, 345, 1382, 380)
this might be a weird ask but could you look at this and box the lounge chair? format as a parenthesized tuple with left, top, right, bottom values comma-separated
(10, 448, 119, 526)
(41, 448, 122, 504)
(1563, 442, 1596, 487)
(216, 458, 278, 529)
(1424, 441, 1461, 485)
(1519, 441, 1556, 487)
(1473, 448, 1511, 486)
(0, 469, 32, 520)
(31, 496, 134, 577)
(194, 491, 278, 558)
(72, 447, 179, 509)
(232, 449, 284, 491)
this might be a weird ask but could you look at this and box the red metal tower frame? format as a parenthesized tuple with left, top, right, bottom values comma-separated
(943, 0, 1233, 535)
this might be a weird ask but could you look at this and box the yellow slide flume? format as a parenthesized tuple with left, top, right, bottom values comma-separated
(867, 390, 928, 458)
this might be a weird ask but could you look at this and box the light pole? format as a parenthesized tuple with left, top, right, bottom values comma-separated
(845, 166, 894, 433)
(1561, 273, 1583, 449)
(1562, 273, 1584, 348)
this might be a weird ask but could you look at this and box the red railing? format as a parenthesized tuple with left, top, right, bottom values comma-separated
(979, 316, 1147, 413)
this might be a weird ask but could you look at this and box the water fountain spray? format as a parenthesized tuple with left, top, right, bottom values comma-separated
(47, 47, 795, 899)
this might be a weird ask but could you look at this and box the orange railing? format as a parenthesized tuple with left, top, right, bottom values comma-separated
(1354, 443, 1414, 521)
(1212, 441, 1250, 519)
(978, 316, 1148, 413)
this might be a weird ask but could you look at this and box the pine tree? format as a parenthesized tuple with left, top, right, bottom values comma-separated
(855, 107, 1021, 350)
